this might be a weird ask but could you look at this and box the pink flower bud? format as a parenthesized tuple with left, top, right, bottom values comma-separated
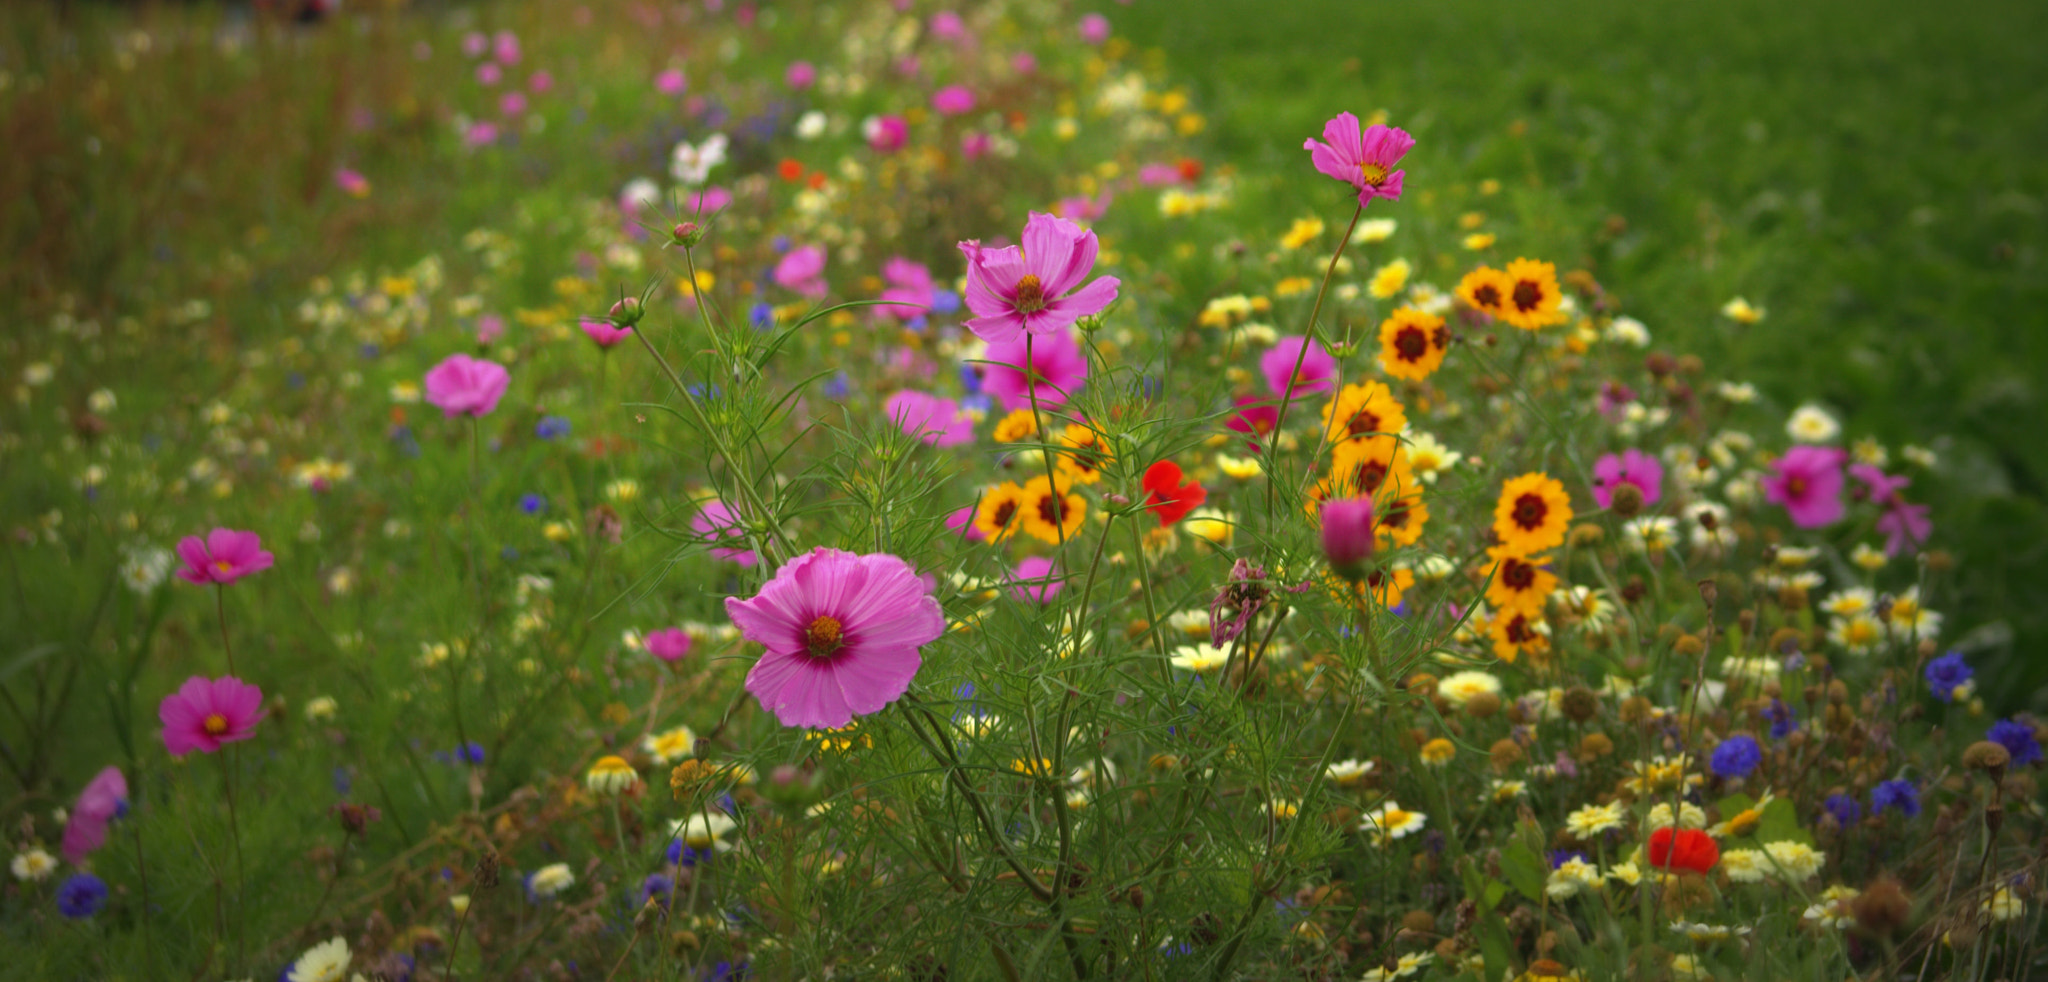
(644, 627, 692, 662)
(1320, 497, 1376, 577)
(609, 296, 644, 327)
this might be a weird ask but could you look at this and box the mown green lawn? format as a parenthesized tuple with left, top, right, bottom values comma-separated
(1118, 0, 2048, 707)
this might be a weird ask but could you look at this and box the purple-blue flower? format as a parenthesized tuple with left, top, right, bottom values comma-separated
(56, 873, 108, 918)
(1871, 779, 1920, 817)
(1710, 735, 1763, 779)
(1766, 699, 1796, 741)
(1822, 792, 1861, 827)
(1988, 719, 2042, 766)
(1923, 652, 1972, 702)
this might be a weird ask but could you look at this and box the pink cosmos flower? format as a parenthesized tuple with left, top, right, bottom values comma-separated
(885, 391, 977, 448)
(961, 131, 992, 160)
(726, 547, 946, 729)
(874, 258, 935, 320)
(62, 767, 127, 863)
(958, 211, 1121, 345)
(1078, 13, 1111, 45)
(1851, 464, 1933, 556)
(932, 85, 976, 116)
(865, 115, 909, 153)
(465, 121, 499, 147)
(476, 62, 503, 86)
(692, 500, 758, 567)
(462, 31, 488, 57)
(1320, 498, 1376, 577)
(476, 313, 506, 345)
(1260, 336, 1338, 398)
(1590, 449, 1665, 509)
(528, 70, 554, 94)
(981, 327, 1088, 411)
(493, 30, 521, 65)
(688, 186, 734, 215)
(785, 61, 817, 90)
(1054, 192, 1112, 224)
(645, 627, 693, 663)
(175, 528, 274, 585)
(1137, 162, 1186, 186)
(424, 353, 510, 418)
(159, 675, 264, 756)
(1303, 111, 1416, 209)
(1011, 556, 1064, 604)
(930, 10, 967, 42)
(1225, 395, 1280, 451)
(498, 92, 528, 117)
(581, 318, 634, 349)
(334, 168, 370, 198)
(774, 245, 828, 298)
(1011, 52, 1037, 75)
(1763, 446, 1848, 528)
(945, 505, 985, 542)
(655, 68, 688, 97)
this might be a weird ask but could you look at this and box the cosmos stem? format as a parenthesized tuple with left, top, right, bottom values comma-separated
(1265, 202, 1365, 520)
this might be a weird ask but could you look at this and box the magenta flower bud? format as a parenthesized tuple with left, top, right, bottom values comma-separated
(1320, 497, 1376, 577)
(671, 221, 704, 248)
(645, 627, 692, 663)
(609, 296, 644, 327)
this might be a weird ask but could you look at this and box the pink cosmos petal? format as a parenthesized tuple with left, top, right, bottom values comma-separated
(982, 328, 1088, 411)
(1877, 501, 1932, 557)
(1022, 212, 1090, 297)
(175, 536, 215, 584)
(692, 500, 758, 566)
(1044, 277, 1121, 322)
(1260, 336, 1338, 398)
(1590, 449, 1665, 509)
(62, 767, 127, 862)
(1763, 446, 1848, 528)
(424, 353, 511, 418)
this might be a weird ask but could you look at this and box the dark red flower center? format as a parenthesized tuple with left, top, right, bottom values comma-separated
(1502, 559, 1535, 589)
(1345, 409, 1383, 438)
(991, 501, 1018, 529)
(1353, 461, 1390, 495)
(1504, 613, 1538, 644)
(1393, 326, 1430, 362)
(1472, 284, 1502, 309)
(1013, 275, 1048, 314)
(804, 616, 845, 657)
(1511, 279, 1545, 313)
(1380, 501, 1412, 530)
(1512, 493, 1548, 530)
(1037, 491, 1067, 526)
(203, 713, 230, 736)
(1786, 476, 1809, 498)
(1430, 325, 1451, 351)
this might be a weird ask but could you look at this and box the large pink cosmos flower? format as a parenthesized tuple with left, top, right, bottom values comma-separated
(424, 353, 510, 418)
(981, 327, 1088, 411)
(62, 767, 127, 863)
(645, 627, 693, 663)
(1590, 449, 1665, 509)
(159, 675, 264, 757)
(774, 245, 828, 298)
(1260, 335, 1338, 398)
(1851, 464, 1933, 556)
(1763, 446, 1848, 528)
(175, 528, 274, 585)
(726, 547, 946, 729)
(885, 391, 977, 448)
(959, 212, 1121, 345)
(692, 500, 758, 567)
(874, 258, 936, 321)
(1303, 112, 1416, 209)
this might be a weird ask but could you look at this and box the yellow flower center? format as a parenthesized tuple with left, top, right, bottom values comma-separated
(1359, 162, 1389, 186)
(202, 713, 230, 736)
(214, 559, 234, 572)
(1013, 274, 1047, 314)
(804, 615, 845, 657)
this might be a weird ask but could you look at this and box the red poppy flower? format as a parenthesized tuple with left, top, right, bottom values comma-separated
(1647, 827, 1719, 874)
(1142, 461, 1208, 526)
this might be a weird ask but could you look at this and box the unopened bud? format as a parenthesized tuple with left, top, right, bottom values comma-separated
(1320, 497, 1376, 579)
(609, 296, 645, 327)
(671, 221, 705, 247)
(1075, 313, 1107, 333)
(1609, 482, 1645, 518)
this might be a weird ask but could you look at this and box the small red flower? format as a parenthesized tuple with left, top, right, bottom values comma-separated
(1142, 461, 1207, 527)
(1647, 827, 1720, 874)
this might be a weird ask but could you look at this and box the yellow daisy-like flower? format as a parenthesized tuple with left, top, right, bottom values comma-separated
(641, 726, 697, 765)
(1374, 493, 1429, 549)
(1419, 737, 1457, 767)
(1215, 453, 1263, 479)
(1361, 801, 1428, 844)
(1170, 642, 1229, 673)
(1462, 232, 1498, 251)
(1564, 800, 1626, 838)
(1326, 758, 1376, 787)
(585, 755, 641, 796)
(1368, 258, 1411, 299)
(1488, 779, 1529, 804)
(1321, 381, 1410, 449)
(1484, 547, 1558, 614)
(1018, 474, 1086, 544)
(1318, 439, 1417, 512)
(1721, 297, 1764, 324)
(1010, 757, 1057, 779)
(1279, 217, 1325, 250)
(991, 408, 1039, 443)
(1497, 258, 1567, 331)
(1274, 276, 1316, 298)
(973, 482, 1029, 542)
(1054, 424, 1112, 485)
(1438, 670, 1501, 707)
(1403, 432, 1461, 484)
(1493, 472, 1574, 555)
(1376, 307, 1450, 381)
(1622, 755, 1700, 796)
(1182, 508, 1235, 546)
(1455, 265, 1513, 318)
(1489, 607, 1550, 663)
(1330, 565, 1416, 610)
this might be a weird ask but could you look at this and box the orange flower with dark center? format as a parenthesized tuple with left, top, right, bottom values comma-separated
(1456, 266, 1513, 316)
(1493, 473, 1573, 556)
(1497, 258, 1567, 331)
(1377, 308, 1449, 381)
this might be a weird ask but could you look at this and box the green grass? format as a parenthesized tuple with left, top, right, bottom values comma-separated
(1116, 0, 2048, 707)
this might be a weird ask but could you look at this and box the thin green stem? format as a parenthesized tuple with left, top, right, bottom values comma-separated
(1264, 202, 1366, 520)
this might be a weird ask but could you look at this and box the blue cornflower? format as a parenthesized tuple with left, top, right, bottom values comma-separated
(453, 742, 486, 766)
(641, 873, 675, 907)
(667, 839, 711, 867)
(748, 302, 775, 331)
(957, 363, 983, 394)
(1766, 698, 1797, 741)
(1871, 779, 1921, 817)
(1924, 649, 1968, 698)
(929, 289, 962, 316)
(56, 873, 108, 918)
(520, 493, 547, 515)
(1988, 719, 2042, 766)
(1710, 735, 1763, 779)
(823, 372, 850, 400)
(1823, 792, 1861, 827)
(1548, 849, 1586, 869)
(535, 415, 572, 440)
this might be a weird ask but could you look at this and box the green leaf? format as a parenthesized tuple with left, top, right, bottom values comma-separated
(1755, 796, 1808, 844)
(1714, 793, 1756, 818)
(1501, 841, 1548, 903)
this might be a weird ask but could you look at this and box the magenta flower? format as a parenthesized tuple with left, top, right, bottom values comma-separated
(1260, 336, 1337, 399)
(645, 627, 693, 663)
(1852, 464, 1932, 556)
(581, 318, 633, 349)
(726, 547, 946, 729)
(528, 70, 554, 94)
(885, 391, 977, 448)
(655, 68, 688, 97)
(61, 767, 127, 863)
(932, 85, 976, 116)
(692, 500, 758, 567)
(1590, 449, 1665, 509)
(930, 10, 967, 41)
(785, 61, 816, 90)
(1011, 556, 1064, 604)
(333, 168, 370, 198)
(1137, 162, 1185, 186)
(981, 327, 1088, 411)
(688, 186, 734, 215)
(424, 353, 510, 418)
(492, 30, 521, 65)
(958, 211, 1121, 345)
(774, 245, 828, 298)
(1225, 395, 1280, 451)
(1303, 111, 1416, 209)
(476, 62, 503, 87)
(945, 505, 986, 542)
(1011, 52, 1038, 75)
(1763, 446, 1848, 528)
(1320, 498, 1376, 578)
(462, 31, 488, 57)
(866, 115, 909, 153)
(475, 313, 506, 346)
(1053, 191, 1112, 224)
(961, 132, 992, 160)
(175, 528, 274, 585)
(464, 121, 500, 147)
(159, 675, 263, 757)
(1078, 13, 1111, 45)
(874, 258, 935, 320)
(498, 92, 528, 117)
